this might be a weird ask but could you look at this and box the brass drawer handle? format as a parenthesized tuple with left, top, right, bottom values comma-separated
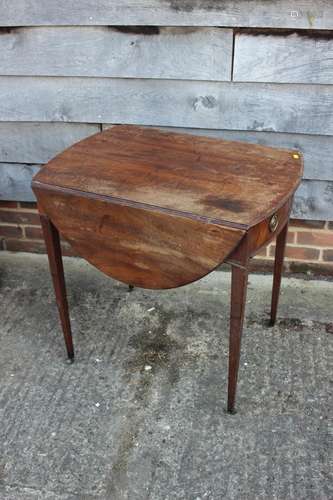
(269, 213, 279, 232)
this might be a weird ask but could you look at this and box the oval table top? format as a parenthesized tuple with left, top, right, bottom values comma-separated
(33, 125, 303, 229)
(32, 125, 303, 289)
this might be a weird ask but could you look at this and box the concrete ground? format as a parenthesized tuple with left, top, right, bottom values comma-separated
(0, 252, 331, 500)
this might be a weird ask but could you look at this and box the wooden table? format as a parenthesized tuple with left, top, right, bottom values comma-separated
(32, 125, 303, 413)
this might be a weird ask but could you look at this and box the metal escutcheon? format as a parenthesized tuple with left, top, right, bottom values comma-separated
(269, 213, 279, 232)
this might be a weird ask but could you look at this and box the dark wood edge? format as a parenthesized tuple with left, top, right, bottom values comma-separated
(31, 180, 249, 230)
(31, 178, 302, 233)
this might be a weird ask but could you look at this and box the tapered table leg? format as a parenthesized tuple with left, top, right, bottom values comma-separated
(270, 221, 289, 326)
(228, 264, 248, 413)
(40, 214, 74, 360)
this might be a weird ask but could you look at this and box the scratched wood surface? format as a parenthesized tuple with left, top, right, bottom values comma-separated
(10, 170, 332, 222)
(103, 125, 333, 181)
(0, 0, 332, 29)
(34, 186, 245, 289)
(234, 32, 333, 84)
(0, 26, 232, 81)
(1, 77, 332, 136)
(33, 125, 303, 227)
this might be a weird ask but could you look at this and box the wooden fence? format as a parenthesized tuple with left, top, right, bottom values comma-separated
(0, 0, 332, 220)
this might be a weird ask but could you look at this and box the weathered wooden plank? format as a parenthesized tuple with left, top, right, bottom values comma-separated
(0, 122, 99, 164)
(0, 0, 332, 29)
(0, 163, 40, 201)
(0, 26, 232, 81)
(1, 78, 333, 136)
(104, 126, 332, 181)
(293, 180, 333, 220)
(234, 32, 333, 84)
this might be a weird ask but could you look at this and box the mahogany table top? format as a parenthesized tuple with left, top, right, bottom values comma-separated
(33, 125, 303, 229)
(32, 126, 303, 289)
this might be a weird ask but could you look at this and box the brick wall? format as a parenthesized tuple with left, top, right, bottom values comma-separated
(1, 200, 333, 275)
(254, 219, 333, 276)
(0, 201, 75, 256)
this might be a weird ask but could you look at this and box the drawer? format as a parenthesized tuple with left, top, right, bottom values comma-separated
(248, 198, 292, 256)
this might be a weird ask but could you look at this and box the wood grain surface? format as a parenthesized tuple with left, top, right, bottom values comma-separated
(1, 0, 332, 29)
(103, 125, 333, 181)
(234, 32, 333, 85)
(1, 77, 332, 136)
(34, 186, 245, 289)
(0, 26, 232, 81)
(33, 125, 303, 227)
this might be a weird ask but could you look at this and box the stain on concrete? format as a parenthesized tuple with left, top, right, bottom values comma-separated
(248, 315, 333, 335)
(0, 253, 331, 499)
(108, 427, 139, 499)
(326, 323, 333, 334)
(127, 319, 178, 370)
(278, 317, 305, 331)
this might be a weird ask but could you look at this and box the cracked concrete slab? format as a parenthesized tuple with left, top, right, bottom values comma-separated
(0, 252, 332, 499)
